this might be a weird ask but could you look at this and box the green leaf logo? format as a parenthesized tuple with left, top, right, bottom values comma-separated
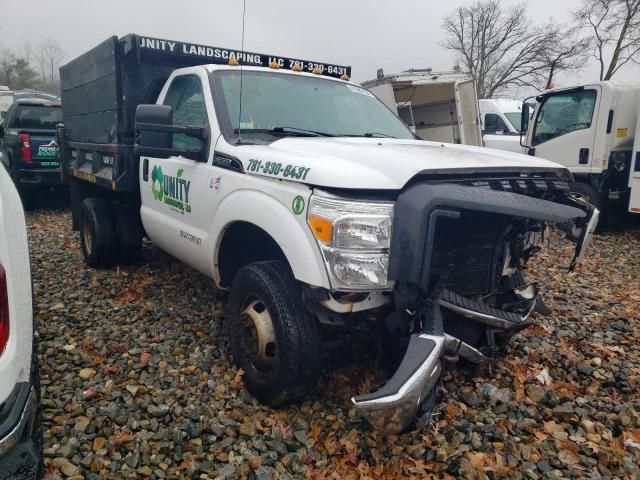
(292, 195, 305, 215)
(151, 165, 164, 201)
(177, 168, 184, 178)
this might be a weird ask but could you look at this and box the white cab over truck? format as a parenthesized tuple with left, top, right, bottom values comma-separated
(362, 69, 483, 146)
(522, 81, 640, 217)
(480, 99, 526, 154)
(59, 35, 598, 434)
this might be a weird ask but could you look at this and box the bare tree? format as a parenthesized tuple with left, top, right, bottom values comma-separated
(542, 27, 592, 89)
(443, 1, 588, 98)
(35, 37, 65, 92)
(575, 0, 640, 80)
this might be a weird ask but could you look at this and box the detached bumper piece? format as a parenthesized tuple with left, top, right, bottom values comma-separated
(0, 384, 41, 480)
(352, 333, 445, 434)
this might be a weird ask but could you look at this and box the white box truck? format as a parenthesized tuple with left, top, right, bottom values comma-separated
(362, 69, 483, 146)
(521, 81, 640, 217)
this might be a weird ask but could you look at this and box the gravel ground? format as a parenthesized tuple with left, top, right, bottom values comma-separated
(28, 201, 640, 480)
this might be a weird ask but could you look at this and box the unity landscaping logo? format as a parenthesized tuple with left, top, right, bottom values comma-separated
(151, 165, 192, 214)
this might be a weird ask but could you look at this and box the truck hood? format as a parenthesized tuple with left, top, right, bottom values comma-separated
(233, 137, 569, 190)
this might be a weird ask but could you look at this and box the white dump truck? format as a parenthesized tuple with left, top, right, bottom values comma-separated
(521, 81, 640, 217)
(362, 69, 483, 146)
(58, 35, 597, 434)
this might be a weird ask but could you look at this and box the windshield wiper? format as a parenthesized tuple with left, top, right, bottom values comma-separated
(345, 132, 397, 138)
(234, 126, 335, 137)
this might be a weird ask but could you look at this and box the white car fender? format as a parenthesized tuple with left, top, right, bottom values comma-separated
(208, 188, 330, 289)
(0, 165, 33, 403)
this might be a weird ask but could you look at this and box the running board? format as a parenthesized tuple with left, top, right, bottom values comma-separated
(439, 289, 531, 330)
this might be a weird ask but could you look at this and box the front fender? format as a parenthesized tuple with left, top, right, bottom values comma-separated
(208, 189, 330, 289)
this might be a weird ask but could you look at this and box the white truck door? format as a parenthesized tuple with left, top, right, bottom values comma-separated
(140, 73, 214, 268)
(367, 82, 398, 115)
(528, 87, 600, 174)
(455, 80, 482, 146)
(629, 105, 640, 213)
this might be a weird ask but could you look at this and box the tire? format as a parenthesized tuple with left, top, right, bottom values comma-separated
(79, 198, 117, 268)
(570, 182, 601, 210)
(114, 205, 142, 265)
(227, 261, 320, 406)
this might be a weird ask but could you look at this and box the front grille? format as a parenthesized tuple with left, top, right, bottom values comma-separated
(429, 211, 505, 296)
(417, 174, 571, 198)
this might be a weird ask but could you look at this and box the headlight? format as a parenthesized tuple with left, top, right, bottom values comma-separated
(308, 195, 394, 290)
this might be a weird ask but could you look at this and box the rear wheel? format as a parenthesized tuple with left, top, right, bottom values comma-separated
(227, 261, 320, 406)
(80, 198, 117, 267)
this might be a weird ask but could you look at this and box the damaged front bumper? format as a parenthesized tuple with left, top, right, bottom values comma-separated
(352, 181, 597, 434)
(352, 334, 445, 434)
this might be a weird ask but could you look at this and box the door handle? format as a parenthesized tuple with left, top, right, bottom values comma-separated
(143, 158, 149, 181)
(579, 148, 589, 165)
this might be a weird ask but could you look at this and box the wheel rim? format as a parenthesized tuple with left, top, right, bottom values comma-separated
(82, 220, 93, 255)
(570, 191, 592, 205)
(238, 298, 277, 373)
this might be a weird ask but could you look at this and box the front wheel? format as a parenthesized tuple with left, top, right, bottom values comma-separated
(227, 261, 320, 406)
(570, 182, 601, 210)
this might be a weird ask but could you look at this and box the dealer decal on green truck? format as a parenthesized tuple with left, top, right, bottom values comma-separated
(151, 165, 192, 214)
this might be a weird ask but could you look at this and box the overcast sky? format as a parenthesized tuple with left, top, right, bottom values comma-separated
(1, 0, 638, 96)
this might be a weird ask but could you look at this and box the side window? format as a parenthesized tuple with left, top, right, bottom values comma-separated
(484, 113, 508, 133)
(163, 75, 208, 151)
(533, 90, 597, 146)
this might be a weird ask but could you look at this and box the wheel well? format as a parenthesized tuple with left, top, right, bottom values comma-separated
(217, 222, 290, 288)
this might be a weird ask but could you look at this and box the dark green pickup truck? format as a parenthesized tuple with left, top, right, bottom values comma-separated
(0, 98, 63, 205)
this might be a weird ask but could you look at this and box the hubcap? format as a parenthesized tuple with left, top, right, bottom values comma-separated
(83, 221, 93, 255)
(239, 299, 276, 373)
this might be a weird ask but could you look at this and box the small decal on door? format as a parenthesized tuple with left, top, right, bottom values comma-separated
(209, 175, 222, 191)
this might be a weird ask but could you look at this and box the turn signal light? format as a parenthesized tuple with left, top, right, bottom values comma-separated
(308, 215, 333, 244)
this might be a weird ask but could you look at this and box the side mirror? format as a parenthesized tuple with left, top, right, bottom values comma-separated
(521, 103, 531, 133)
(134, 104, 209, 160)
(520, 98, 535, 148)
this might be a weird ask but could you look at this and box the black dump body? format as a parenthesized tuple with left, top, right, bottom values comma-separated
(59, 33, 351, 193)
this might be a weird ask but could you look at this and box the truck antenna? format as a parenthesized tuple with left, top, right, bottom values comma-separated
(237, 0, 247, 144)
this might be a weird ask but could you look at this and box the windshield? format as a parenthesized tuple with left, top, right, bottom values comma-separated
(504, 112, 522, 132)
(12, 105, 62, 129)
(211, 70, 414, 142)
(533, 90, 597, 146)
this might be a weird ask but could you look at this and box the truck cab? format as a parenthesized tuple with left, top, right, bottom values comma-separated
(479, 99, 526, 154)
(59, 35, 598, 434)
(522, 81, 640, 216)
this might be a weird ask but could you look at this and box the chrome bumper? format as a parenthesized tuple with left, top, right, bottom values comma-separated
(570, 207, 599, 271)
(0, 386, 36, 456)
(351, 333, 444, 434)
